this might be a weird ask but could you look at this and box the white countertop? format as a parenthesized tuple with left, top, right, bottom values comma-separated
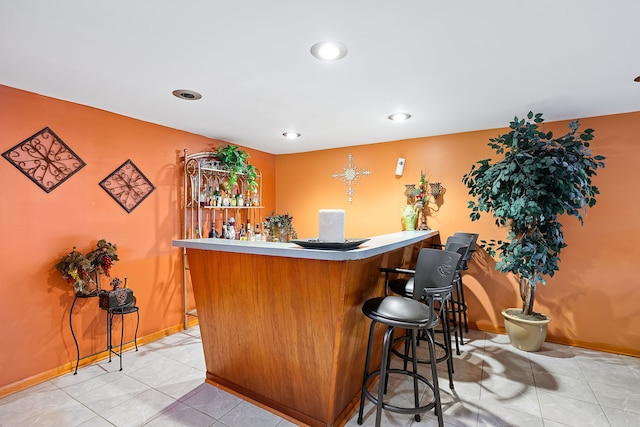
(172, 230, 438, 261)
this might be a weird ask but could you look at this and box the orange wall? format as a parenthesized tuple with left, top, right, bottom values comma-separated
(276, 112, 640, 356)
(0, 85, 276, 390)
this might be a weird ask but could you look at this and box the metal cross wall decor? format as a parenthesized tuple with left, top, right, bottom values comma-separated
(331, 153, 371, 203)
(99, 159, 156, 213)
(2, 127, 86, 193)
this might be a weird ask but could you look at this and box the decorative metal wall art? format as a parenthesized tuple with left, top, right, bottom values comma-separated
(331, 153, 371, 203)
(99, 159, 155, 213)
(2, 127, 86, 193)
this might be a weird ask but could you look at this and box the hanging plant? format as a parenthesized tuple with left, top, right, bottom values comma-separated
(213, 144, 258, 192)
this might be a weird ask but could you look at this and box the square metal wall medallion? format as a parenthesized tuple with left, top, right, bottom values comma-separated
(2, 127, 86, 193)
(100, 159, 155, 213)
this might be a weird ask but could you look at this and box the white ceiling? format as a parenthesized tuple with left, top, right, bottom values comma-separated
(1, 1, 639, 155)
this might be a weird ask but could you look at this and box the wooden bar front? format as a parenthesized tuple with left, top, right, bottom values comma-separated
(175, 231, 440, 426)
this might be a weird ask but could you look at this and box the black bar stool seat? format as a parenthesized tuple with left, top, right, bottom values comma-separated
(358, 249, 461, 427)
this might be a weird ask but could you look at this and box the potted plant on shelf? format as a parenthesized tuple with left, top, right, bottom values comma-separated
(462, 112, 605, 351)
(213, 144, 258, 192)
(264, 212, 298, 242)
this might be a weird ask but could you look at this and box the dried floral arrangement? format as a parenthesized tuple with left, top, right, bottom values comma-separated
(55, 239, 119, 295)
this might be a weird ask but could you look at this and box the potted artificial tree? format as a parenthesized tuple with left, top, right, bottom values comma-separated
(462, 112, 605, 351)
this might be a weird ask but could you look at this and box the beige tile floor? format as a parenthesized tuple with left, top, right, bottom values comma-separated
(1, 326, 638, 427)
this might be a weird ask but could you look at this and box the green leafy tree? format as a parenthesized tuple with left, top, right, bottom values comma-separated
(462, 112, 605, 316)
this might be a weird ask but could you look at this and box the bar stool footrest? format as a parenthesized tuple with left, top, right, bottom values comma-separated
(362, 369, 437, 416)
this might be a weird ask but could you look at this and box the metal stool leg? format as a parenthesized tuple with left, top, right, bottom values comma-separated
(134, 308, 139, 351)
(409, 329, 420, 422)
(69, 296, 80, 375)
(358, 321, 377, 424)
(118, 311, 125, 371)
(459, 275, 469, 333)
(426, 328, 444, 427)
(441, 299, 456, 389)
(107, 310, 113, 363)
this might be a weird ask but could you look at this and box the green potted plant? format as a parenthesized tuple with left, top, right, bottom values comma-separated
(213, 144, 258, 192)
(264, 212, 298, 242)
(462, 112, 605, 351)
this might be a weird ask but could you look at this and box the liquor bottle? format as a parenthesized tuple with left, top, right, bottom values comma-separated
(238, 190, 244, 207)
(213, 186, 221, 206)
(246, 219, 254, 241)
(194, 225, 201, 239)
(254, 224, 261, 242)
(221, 221, 227, 239)
(227, 217, 236, 240)
(208, 222, 216, 238)
(199, 186, 207, 206)
(239, 224, 247, 240)
(207, 185, 213, 206)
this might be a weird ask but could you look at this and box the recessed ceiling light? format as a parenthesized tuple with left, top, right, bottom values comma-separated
(172, 89, 202, 100)
(310, 41, 348, 61)
(388, 113, 412, 121)
(283, 131, 301, 139)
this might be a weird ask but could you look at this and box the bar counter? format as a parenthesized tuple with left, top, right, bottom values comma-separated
(172, 230, 440, 427)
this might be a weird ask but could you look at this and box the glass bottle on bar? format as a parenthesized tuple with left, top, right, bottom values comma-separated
(227, 217, 236, 240)
(213, 186, 221, 206)
(247, 219, 254, 241)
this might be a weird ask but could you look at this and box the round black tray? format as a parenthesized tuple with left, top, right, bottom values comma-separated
(290, 238, 370, 250)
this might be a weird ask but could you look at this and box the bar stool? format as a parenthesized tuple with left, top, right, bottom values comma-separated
(431, 234, 474, 351)
(452, 232, 479, 334)
(107, 303, 140, 371)
(382, 241, 468, 388)
(357, 249, 461, 427)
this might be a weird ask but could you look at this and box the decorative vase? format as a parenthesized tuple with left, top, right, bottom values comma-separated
(74, 277, 98, 297)
(269, 226, 291, 242)
(418, 206, 429, 230)
(402, 205, 418, 231)
(502, 308, 551, 352)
